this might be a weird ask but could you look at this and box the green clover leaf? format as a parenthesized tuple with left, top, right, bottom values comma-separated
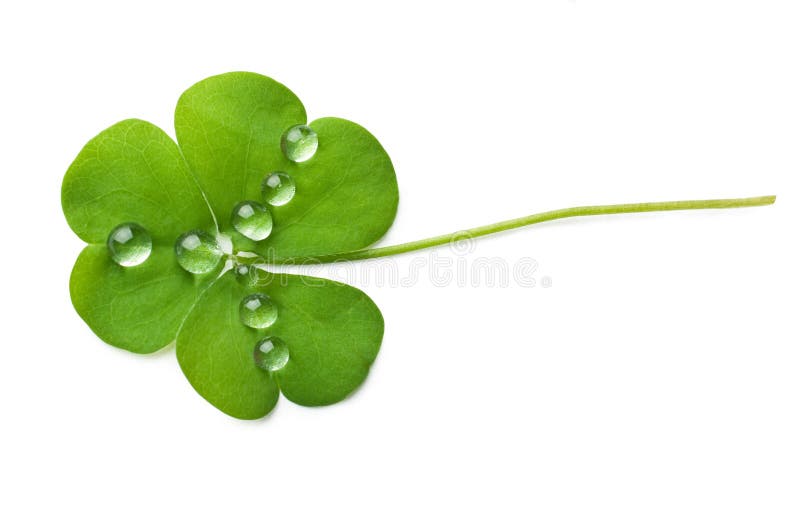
(61, 71, 775, 420)
(63, 72, 395, 417)
(178, 269, 383, 418)
(63, 119, 219, 353)
(175, 72, 398, 259)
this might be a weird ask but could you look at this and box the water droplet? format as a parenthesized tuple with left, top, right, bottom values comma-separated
(107, 223, 152, 266)
(231, 201, 273, 241)
(253, 337, 289, 372)
(281, 124, 318, 162)
(261, 172, 296, 206)
(175, 229, 223, 274)
(239, 293, 278, 329)
(234, 263, 251, 278)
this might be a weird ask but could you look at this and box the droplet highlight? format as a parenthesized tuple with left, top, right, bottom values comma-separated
(107, 223, 152, 267)
(253, 337, 290, 372)
(239, 293, 278, 329)
(261, 172, 296, 206)
(281, 124, 318, 162)
(174, 229, 223, 274)
(231, 201, 273, 241)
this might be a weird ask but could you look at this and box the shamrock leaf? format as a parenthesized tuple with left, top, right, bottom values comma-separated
(177, 269, 383, 419)
(175, 72, 399, 259)
(63, 119, 218, 353)
(61, 70, 776, 420)
(62, 72, 395, 416)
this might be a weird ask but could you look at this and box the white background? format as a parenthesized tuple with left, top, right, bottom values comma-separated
(1, 1, 798, 515)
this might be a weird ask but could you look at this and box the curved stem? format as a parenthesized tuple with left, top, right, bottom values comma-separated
(274, 195, 776, 264)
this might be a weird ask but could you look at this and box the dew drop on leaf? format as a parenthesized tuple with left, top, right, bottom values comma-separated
(261, 172, 296, 206)
(234, 263, 251, 278)
(106, 222, 152, 267)
(280, 124, 318, 162)
(253, 336, 289, 372)
(174, 229, 223, 274)
(239, 293, 278, 329)
(231, 201, 273, 241)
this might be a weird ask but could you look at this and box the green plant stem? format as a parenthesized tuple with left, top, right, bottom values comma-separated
(273, 195, 775, 264)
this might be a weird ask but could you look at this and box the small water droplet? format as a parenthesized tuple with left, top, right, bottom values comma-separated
(234, 263, 251, 278)
(175, 229, 223, 274)
(261, 172, 296, 206)
(253, 336, 289, 372)
(107, 223, 152, 266)
(281, 124, 318, 162)
(231, 201, 273, 241)
(239, 293, 278, 329)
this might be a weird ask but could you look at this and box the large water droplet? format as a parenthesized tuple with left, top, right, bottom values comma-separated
(253, 337, 289, 372)
(175, 229, 223, 274)
(231, 201, 273, 241)
(239, 293, 278, 329)
(261, 172, 296, 206)
(107, 223, 152, 266)
(281, 124, 318, 162)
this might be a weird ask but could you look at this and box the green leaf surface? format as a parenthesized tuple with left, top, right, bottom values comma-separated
(174, 72, 306, 229)
(177, 270, 384, 419)
(174, 72, 398, 260)
(70, 245, 218, 354)
(64, 72, 397, 417)
(259, 117, 399, 260)
(62, 118, 214, 245)
(61, 72, 777, 419)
